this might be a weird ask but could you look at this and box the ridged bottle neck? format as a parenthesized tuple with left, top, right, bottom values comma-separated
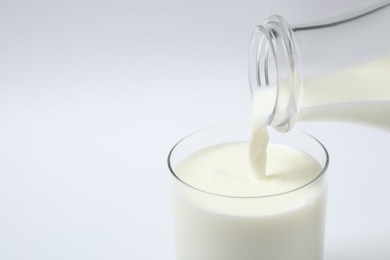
(249, 15, 301, 132)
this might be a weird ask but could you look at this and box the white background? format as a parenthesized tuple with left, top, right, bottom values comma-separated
(0, 0, 389, 259)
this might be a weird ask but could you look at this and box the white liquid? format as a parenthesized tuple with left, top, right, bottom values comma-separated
(176, 142, 322, 197)
(248, 86, 275, 179)
(171, 88, 327, 260)
(172, 142, 326, 260)
(299, 55, 390, 131)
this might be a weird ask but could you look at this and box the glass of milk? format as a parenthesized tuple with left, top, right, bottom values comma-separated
(168, 122, 329, 260)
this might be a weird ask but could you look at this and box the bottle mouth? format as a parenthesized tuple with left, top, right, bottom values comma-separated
(249, 15, 302, 132)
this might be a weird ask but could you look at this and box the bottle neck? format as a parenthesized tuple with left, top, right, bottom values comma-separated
(249, 15, 302, 133)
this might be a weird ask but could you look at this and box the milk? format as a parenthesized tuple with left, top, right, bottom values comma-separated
(172, 141, 327, 260)
(175, 142, 323, 197)
(170, 87, 328, 259)
(298, 55, 390, 131)
(248, 86, 275, 179)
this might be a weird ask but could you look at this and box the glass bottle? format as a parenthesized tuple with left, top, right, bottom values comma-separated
(249, 0, 390, 132)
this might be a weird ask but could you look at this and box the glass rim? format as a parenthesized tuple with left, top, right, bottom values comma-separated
(167, 122, 329, 199)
